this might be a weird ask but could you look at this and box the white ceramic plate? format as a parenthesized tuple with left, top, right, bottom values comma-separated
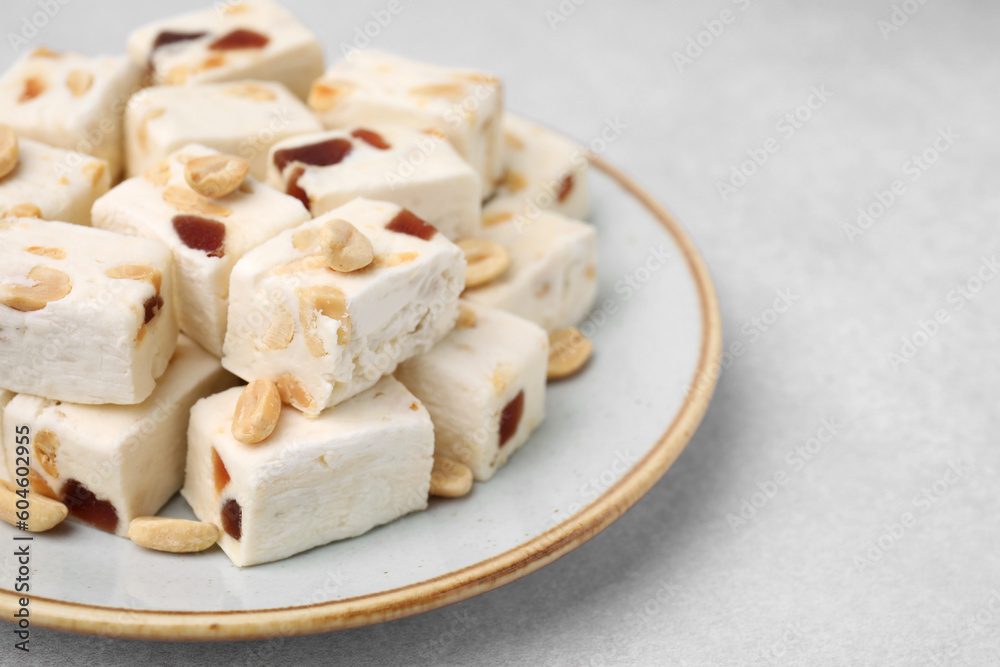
(0, 155, 721, 640)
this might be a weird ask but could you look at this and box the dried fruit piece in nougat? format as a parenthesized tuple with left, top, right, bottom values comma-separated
(1, 336, 238, 536)
(0, 48, 141, 180)
(92, 143, 310, 356)
(487, 113, 590, 221)
(183, 375, 433, 566)
(465, 211, 597, 332)
(267, 125, 481, 239)
(395, 302, 548, 481)
(127, 0, 324, 98)
(222, 198, 465, 416)
(124, 81, 322, 180)
(0, 218, 177, 405)
(308, 50, 504, 197)
(0, 137, 110, 226)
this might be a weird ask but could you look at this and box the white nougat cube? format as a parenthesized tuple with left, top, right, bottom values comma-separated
(222, 198, 465, 416)
(183, 375, 434, 566)
(91, 143, 310, 356)
(1, 336, 237, 536)
(308, 50, 503, 196)
(0, 137, 110, 226)
(486, 113, 590, 222)
(126, 0, 324, 99)
(0, 218, 177, 405)
(0, 48, 141, 180)
(124, 81, 322, 180)
(464, 211, 597, 332)
(395, 302, 547, 481)
(266, 125, 481, 238)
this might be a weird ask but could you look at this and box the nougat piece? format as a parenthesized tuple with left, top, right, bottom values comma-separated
(0, 136, 110, 226)
(91, 143, 310, 356)
(124, 81, 322, 180)
(127, 0, 324, 98)
(183, 375, 434, 566)
(222, 198, 465, 415)
(486, 113, 590, 221)
(267, 125, 482, 239)
(0, 218, 177, 404)
(2, 336, 237, 536)
(464, 211, 597, 332)
(267, 125, 481, 238)
(308, 50, 503, 196)
(395, 302, 547, 481)
(0, 48, 141, 180)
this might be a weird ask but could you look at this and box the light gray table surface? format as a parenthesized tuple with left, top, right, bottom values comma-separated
(2, 0, 998, 664)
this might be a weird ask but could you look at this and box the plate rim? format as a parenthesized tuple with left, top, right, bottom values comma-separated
(0, 155, 723, 641)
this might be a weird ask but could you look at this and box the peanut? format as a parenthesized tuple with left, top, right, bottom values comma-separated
(0, 481, 68, 532)
(232, 378, 281, 444)
(184, 154, 250, 199)
(0, 124, 18, 180)
(105, 265, 163, 293)
(259, 303, 294, 350)
(547, 327, 593, 379)
(272, 254, 327, 275)
(144, 159, 172, 186)
(429, 455, 473, 498)
(65, 69, 94, 97)
(6, 203, 41, 219)
(224, 83, 277, 101)
(409, 83, 467, 100)
(275, 373, 315, 413)
(0, 266, 72, 312)
(457, 238, 510, 288)
(308, 81, 355, 112)
(82, 161, 106, 188)
(320, 218, 373, 272)
(456, 303, 477, 329)
(128, 517, 220, 553)
(25, 246, 66, 259)
(298, 285, 351, 355)
(34, 429, 59, 477)
(498, 170, 527, 192)
(163, 185, 231, 217)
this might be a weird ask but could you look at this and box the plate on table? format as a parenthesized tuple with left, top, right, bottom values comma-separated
(0, 152, 722, 640)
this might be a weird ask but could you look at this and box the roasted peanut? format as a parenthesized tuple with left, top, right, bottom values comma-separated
(320, 218, 373, 272)
(0, 266, 72, 311)
(184, 154, 250, 198)
(547, 327, 593, 379)
(128, 517, 220, 553)
(457, 238, 510, 288)
(232, 378, 282, 444)
(429, 455, 474, 498)
(0, 124, 18, 180)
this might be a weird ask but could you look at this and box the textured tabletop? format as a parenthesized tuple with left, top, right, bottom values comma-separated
(3, 0, 998, 664)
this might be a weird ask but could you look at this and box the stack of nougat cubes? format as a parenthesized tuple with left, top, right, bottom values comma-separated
(0, 0, 597, 566)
